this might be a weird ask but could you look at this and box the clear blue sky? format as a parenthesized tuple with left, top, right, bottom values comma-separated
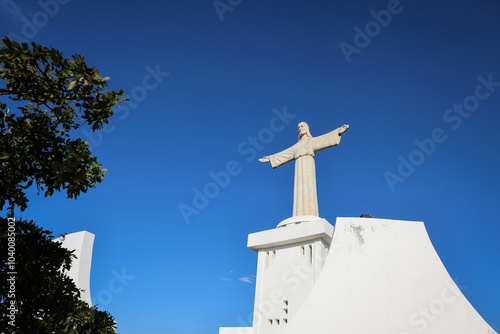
(1, 0, 499, 332)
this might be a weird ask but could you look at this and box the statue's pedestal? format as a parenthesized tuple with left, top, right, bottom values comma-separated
(247, 216, 333, 333)
(220, 217, 497, 334)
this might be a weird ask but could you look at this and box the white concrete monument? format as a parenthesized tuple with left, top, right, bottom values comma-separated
(56, 231, 95, 306)
(219, 122, 497, 334)
(220, 217, 497, 334)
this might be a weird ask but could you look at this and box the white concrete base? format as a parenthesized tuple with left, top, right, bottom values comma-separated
(220, 217, 497, 334)
(221, 216, 334, 334)
(56, 231, 95, 306)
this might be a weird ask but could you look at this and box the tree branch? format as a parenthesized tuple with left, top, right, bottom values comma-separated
(0, 88, 71, 102)
(0, 88, 13, 95)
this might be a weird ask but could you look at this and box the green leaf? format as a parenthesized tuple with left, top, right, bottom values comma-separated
(67, 80, 77, 90)
(101, 76, 110, 81)
(2, 37, 12, 47)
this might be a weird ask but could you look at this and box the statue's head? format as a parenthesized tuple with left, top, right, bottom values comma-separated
(298, 122, 312, 140)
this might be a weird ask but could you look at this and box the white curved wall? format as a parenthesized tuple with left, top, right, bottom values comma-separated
(278, 217, 497, 334)
(56, 231, 95, 306)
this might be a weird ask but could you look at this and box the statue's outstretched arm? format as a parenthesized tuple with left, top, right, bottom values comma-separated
(312, 124, 349, 152)
(260, 146, 295, 168)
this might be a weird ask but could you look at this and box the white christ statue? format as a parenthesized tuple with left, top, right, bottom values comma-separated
(259, 122, 349, 217)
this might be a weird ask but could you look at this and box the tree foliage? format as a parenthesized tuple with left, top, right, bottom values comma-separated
(0, 37, 126, 212)
(0, 218, 116, 333)
(0, 37, 125, 332)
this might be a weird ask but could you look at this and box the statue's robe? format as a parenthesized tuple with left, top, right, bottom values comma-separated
(268, 128, 343, 217)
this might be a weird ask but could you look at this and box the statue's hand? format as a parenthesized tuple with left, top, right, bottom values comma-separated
(259, 156, 270, 163)
(339, 124, 349, 134)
